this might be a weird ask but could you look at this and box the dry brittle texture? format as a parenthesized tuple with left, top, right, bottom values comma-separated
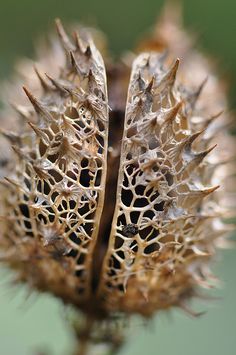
(99, 52, 232, 316)
(0, 21, 109, 306)
(0, 5, 234, 319)
(98, 6, 235, 316)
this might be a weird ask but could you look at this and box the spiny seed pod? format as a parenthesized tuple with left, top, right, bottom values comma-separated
(0, 3, 235, 355)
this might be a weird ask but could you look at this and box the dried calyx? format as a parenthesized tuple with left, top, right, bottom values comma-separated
(0, 3, 235, 355)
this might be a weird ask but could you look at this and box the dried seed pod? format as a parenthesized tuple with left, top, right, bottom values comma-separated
(98, 52, 225, 315)
(0, 22, 109, 306)
(0, 3, 235, 354)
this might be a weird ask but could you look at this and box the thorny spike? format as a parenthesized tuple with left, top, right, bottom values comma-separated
(182, 130, 205, 150)
(137, 71, 146, 91)
(145, 75, 155, 93)
(34, 66, 51, 91)
(206, 110, 224, 128)
(144, 55, 150, 68)
(193, 185, 220, 197)
(22, 86, 53, 121)
(183, 186, 219, 201)
(178, 302, 206, 318)
(87, 69, 99, 92)
(45, 73, 70, 95)
(191, 245, 210, 257)
(162, 101, 182, 124)
(160, 58, 180, 87)
(197, 76, 208, 93)
(190, 77, 208, 106)
(28, 121, 50, 144)
(73, 31, 83, 52)
(206, 185, 220, 194)
(0, 128, 22, 145)
(84, 44, 92, 58)
(32, 165, 50, 180)
(55, 18, 75, 51)
(69, 51, 86, 77)
(4, 177, 19, 187)
(10, 102, 31, 120)
(196, 144, 218, 161)
(11, 145, 29, 161)
(182, 144, 218, 175)
(87, 68, 95, 82)
(161, 0, 183, 27)
(173, 130, 204, 158)
(4, 177, 27, 194)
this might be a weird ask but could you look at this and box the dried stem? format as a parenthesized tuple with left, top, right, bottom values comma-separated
(71, 314, 125, 355)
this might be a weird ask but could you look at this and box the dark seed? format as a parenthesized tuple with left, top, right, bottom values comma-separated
(122, 224, 138, 237)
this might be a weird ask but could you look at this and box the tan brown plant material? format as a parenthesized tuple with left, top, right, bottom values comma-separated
(0, 2, 235, 355)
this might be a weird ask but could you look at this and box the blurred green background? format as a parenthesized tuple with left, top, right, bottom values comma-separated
(0, 0, 236, 354)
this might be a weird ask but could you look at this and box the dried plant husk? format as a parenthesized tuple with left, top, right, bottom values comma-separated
(0, 3, 235, 355)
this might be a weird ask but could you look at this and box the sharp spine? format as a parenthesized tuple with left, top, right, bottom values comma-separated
(23, 86, 53, 122)
(55, 18, 75, 51)
(34, 66, 52, 91)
